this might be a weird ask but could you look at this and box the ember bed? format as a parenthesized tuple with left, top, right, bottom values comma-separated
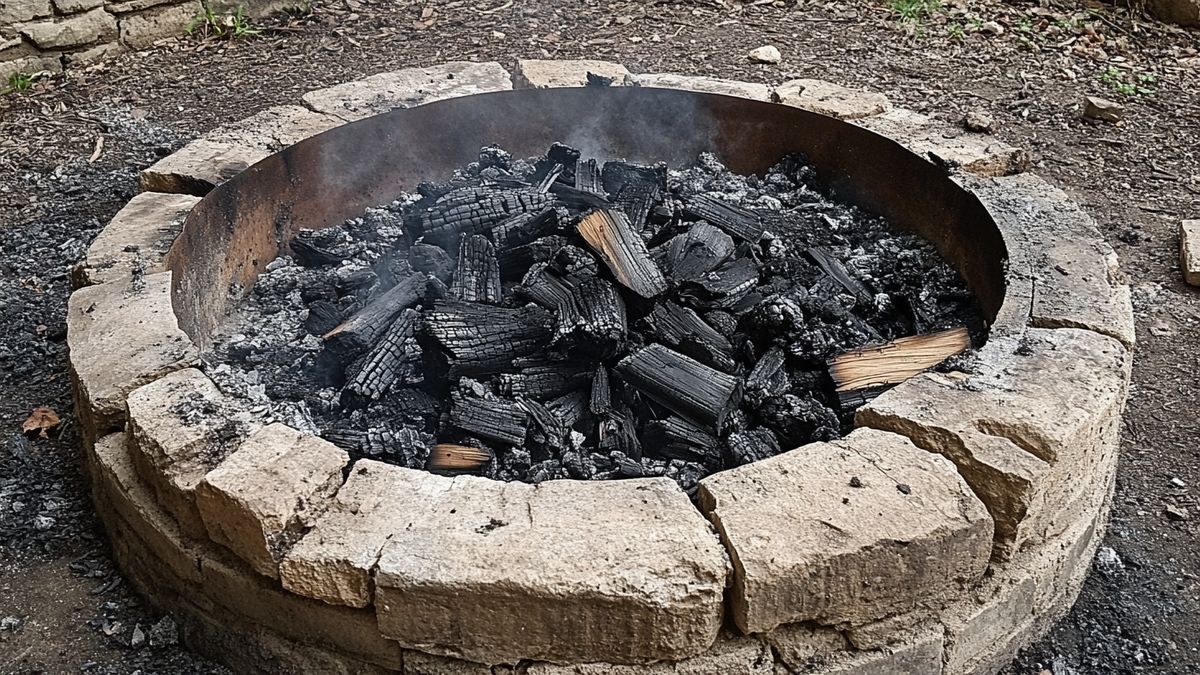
(67, 62, 1134, 675)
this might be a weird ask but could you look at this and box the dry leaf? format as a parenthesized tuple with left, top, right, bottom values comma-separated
(22, 406, 61, 439)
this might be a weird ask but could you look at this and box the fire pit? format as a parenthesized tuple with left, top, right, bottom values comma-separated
(68, 62, 1134, 675)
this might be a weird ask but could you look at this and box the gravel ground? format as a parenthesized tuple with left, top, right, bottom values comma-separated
(0, 1, 1197, 673)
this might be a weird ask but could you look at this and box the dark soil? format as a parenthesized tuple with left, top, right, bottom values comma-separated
(0, 1, 1196, 672)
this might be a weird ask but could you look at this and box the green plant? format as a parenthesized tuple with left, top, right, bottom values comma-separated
(187, 5, 260, 39)
(946, 22, 965, 41)
(887, 0, 941, 23)
(4, 71, 35, 94)
(1100, 66, 1157, 96)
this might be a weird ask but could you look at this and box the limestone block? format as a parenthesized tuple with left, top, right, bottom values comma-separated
(374, 476, 728, 665)
(63, 42, 123, 64)
(67, 271, 198, 446)
(625, 73, 771, 101)
(812, 629, 944, 675)
(941, 574, 1036, 675)
(303, 62, 513, 122)
(514, 59, 630, 89)
(118, 0, 200, 50)
(773, 79, 890, 119)
(52, 0, 102, 12)
(523, 634, 773, 674)
(74, 191, 199, 287)
(404, 651, 493, 675)
(140, 105, 340, 194)
(961, 172, 1135, 347)
(763, 623, 848, 668)
(698, 428, 992, 634)
(196, 423, 348, 578)
(855, 108, 1030, 176)
(126, 367, 256, 538)
(858, 327, 1130, 559)
(105, 0, 179, 13)
(1181, 219, 1200, 286)
(280, 460, 432, 608)
(0, 0, 51, 23)
(0, 53, 62, 81)
(18, 7, 115, 49)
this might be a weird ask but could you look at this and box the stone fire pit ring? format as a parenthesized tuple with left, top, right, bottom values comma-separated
(68, 61, 1133, 675)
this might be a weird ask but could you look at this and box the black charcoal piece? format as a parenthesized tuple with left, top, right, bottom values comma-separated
(421, 187, 555, 246)
(723, 428, 781, 467)
(597, 406, 641, 459)
(576, 209, 667, 299)
(495, 362, 591, 400)
(497, 235, 572, 279)
(601, 160, 666, 196)
(640, 301, 736, 372)
(342, 309, 422, 402)
(643, 416, 720, 464)
(322, 425, 433, 469)
(424, 301, 554, 376)
(305, 301, 342, 336)
(323, 272, 427, 360)
(589, 367, 611, 416)
(659, 223, 735, 282)
(575, 158, 603, 194)
(408, 243, 454, 283)
(679, 257, 760, 309)
(805, 246, 874, 305)
(744, 347, 789, 407)
(491, 208, 559, 251)
(552, 277, 628, 358)
(615, 344, 742, 430)
(758, 393, 840, 446)
(450, 390, 529, 446)
(518, 262, 575, 309)
(290, 227, 359, 267)
(449, 235, 501, 303)
(683, 194, 765, 243)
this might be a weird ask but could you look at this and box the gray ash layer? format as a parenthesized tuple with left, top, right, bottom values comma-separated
(204, 144, 980, 494)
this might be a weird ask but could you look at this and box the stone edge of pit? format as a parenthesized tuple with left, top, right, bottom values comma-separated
(67, 60, 1133, 674)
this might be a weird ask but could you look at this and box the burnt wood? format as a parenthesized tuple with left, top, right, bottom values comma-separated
(576, 209, 667, 298)
(323, 272, 427, 360)
(683, 194, 765, 243)
(450, 390, 529, 446)
(342, 309, 423, 402)
(421, 187, 555, 246)
(424, 301, 554, 376)
(615, 344, 743, 430)
(449, 235, 501, 303)
(644, 415, 720, 464)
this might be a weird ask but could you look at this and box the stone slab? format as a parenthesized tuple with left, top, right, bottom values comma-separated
(303, 62, 513, 122)
(698, 428, 992, 634)
(280, 460, 429, 608)
(763, 623, 848, 668)
(812, 629, 944, 675)
(625, 73, 771, 101)
(67, 271, 198, 447)
(961, 172, 1135, 347)
(74, 191, 199, 287)
(52, 0, 102, 12)
(0, 52, 62, 80)
(523, 634, 773, 674)
(773, 79, 890, 119)
(374, 476, 728, 665)
(856, 108, 1030, 176)
(140, 104, 340, 194)
(119, 0, 202, 50)
(126, 367, 256, 538)
(18, 7, 115, 48)
(196, 423, 348, 579)
(0, 0, 51, 24)
(513, 59, 629, 89)
(858, 327, 1130, 559)
(1181, 219, 1200, 286)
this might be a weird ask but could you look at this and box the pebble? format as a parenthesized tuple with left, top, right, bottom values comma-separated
(963, 110, 995, 133)
(849, 476, 863, 488)
(32, 514, 55, 530)
(896, 483, 912, 495)
(1171, 477, 1187, 488)
(980, 21, 1005, 35)
(0, 616, 23, 632)
(748, 45, 782, 64)
(130, 623, 147, 648)
(1095, 546, 1124, 575)
(1165, 504, 1190, 521)
(1083, 96, 1126, 123)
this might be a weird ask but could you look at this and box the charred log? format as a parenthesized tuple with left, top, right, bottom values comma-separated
(424, 301, 554, 376)
(683, 194, 765, 243)
(342, 309, 422, 403)
(323, 272, 427, 360)
(450, 390, 529, 446)
(576, 209, 667, 298)
(421, 187, 555, 246)
(449, 235, 501, 303)
(643, 415, 720, 464)
(615, 344, 742, 430)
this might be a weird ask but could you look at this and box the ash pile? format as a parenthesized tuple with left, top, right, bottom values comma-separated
(206, 144, 979, 494)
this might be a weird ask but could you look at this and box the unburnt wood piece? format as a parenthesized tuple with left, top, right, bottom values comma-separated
(428, 443, 492, 471)
(722, 427, 781, 467)
(679, 257, 760, 309)
(576, 209, 667, 298)
(615, 344, 743, 430)
(424, 301, 553, 376)
(408, 243, 455, 283)
(659, 223, 735, 281)
(497, 235, 571, 279)
(683, 194, 765, 243)
(553, 277, 628, 358)
(342, 309, 422, 401)
(805, 246, 873, 305)
(575, 158, 603, 194)
(827, 326, 971, 392)
(641, 301, 736, 372)
(589, 367, 611, 416)
(450, 391, 529, 446)
(321, 425, 432, 469)
(449, 235, 501, 303)
(323, 272, 428, 360)
(421, 187, 555, 246)
(495, 363, 591, 400)
(643, 416, 720, 464)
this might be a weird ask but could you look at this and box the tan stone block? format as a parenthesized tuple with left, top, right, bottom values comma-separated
(1181, 220, 1200, 286)
(74, 191, 199, 287)
(858, 327, 1129, 558)
(52, 0, 102, 12)
(0, 53, 62, 80)
(941, 574, 1036, 675)
(196, 423, 347, 579)
(855, 108, 1030, 176)
(303, 62, 513, 122)
(625, 73, 771, 101)
(126, 367, 256, 538)
(699, 428, 992, 634)
(67, 271, 198, 447)
(763, 623, 848, 669)
(280, 460, 430, 608)
(813, 628, 944, 675)
(63, 42, 124, 64)
(374, 476, 728, 665)
(523, 634, 773, 675)
(962, 172, 1135, 347)
(139, 105, 340, 194)
(773, 79, 891, 119)
(404, 651, 493, 675)
(513, 59, 629, 89)
(118, 0, 200, 50)
(18, 7, 115, 48)
(0, 0, 51, 23)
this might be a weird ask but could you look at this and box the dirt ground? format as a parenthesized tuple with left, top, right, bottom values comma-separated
(1, 1, 1197, 673)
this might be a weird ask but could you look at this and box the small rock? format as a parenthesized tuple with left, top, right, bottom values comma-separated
(148, 615, 179, 648)
(748, 45, 782, 64)
(1095, 546, 1124, 575)
(1083, 96, 1125, 123)
(849, 476, 863, 488)
(896, 483, 911, 495)
(130, 623, 146, 648)
(980, 21, 1005, 35)
(1165, 504, 1190, 521)
(32, 514, 55, 530)
(1181, 220, 1200, 287)
(1171, 477, 1187, 488)
(963, 110, 994, 133)
(0, 616, 23, 632)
